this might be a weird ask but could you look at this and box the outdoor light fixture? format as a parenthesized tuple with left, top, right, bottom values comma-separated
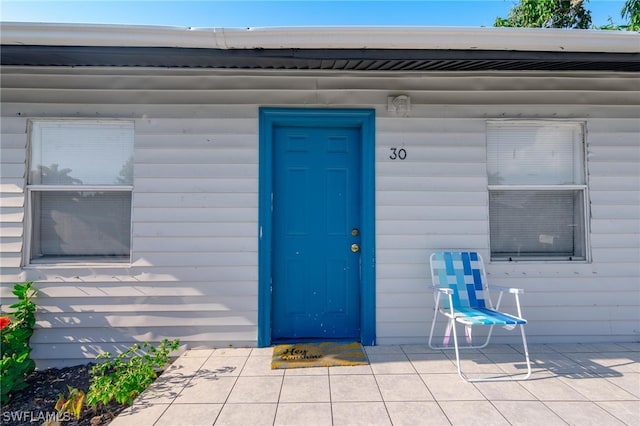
(387, 95, 411, 116)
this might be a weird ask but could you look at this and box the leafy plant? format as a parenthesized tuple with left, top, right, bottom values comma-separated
(86, 339, 180, 407)
(42, 386, 85, 426)
(1, 282, 37, 405)
(55, 386, 85, 418)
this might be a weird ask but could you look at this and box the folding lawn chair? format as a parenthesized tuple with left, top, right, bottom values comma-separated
(428, 251, 531, 382)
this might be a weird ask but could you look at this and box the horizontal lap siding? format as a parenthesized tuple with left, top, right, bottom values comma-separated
(1, 67, 638, 367)
(1, 75, 263, 365)
(376, 118, 491, 344)
(376, 116, 639, 345)
(0, 120, 27, 270)
(131, 114, 259, 365)
(482, 117, 639, 345)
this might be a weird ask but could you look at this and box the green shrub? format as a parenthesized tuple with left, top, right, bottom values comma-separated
(87, 339, 180, 407)
(1, 282, 37, 405)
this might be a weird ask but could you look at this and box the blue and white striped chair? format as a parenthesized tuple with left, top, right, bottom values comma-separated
(429, 251, 531, 382)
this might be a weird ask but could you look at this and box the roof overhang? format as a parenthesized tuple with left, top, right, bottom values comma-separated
(2, 23, 639, 72)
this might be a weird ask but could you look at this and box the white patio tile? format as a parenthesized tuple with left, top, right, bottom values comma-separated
(163, 355, 208, 377)
(446, 353, 510, 376)
(439, 401, 509, 426)
(200, 356, 247, 377)
(227, 376, 283, 403)
(330, 374, 383, 402)
(548, 343, 631, 355)
(604, 373, 640, 398)
(420, 373, 486, 401)
(375, 374, 433, 401)
(545, 401, 626, 426)
(582, 343, 634, 353)
(547, 343, 605, 353)
(332, 402, 392, 426)
(173, 376, 237, 404)
(483, 351, 531, 362)
(155, 403, 222, 426)
(274, 403, 332, 426)
(473, 380, 536, 401)
(487, 353, 539, 376)
(440, 347, 484, 356)
(518, 372, 588, 401)
(180, 349, 215, 358)
(214, 403, 277, 426)
(211, 347, 253, 357)
(596, 401, 640, 426)
(329, 364, 373, 375)
(368, 353, 416, 374)
(279, 375, 330, 403)
(385, 401, 450, 426)
(400, 344, 443, 354)
(250, 346, 275, 357)
(240, 354, 285, 376)
(133, 374, 186, 405)
(109, 403, 169, 426)
(407, 353, 456, 374)
(564, 352, 633, 375)
(526, 344, 561, 354)
(560, 374, 638, 401)
(522, 354, 583, 375)
(284, 366, 329, 376)
(575, 353, 640, 374)
(109, 347, 640, 426)
(492, 401, 566, 426)
(479, 344, 522, 355)
(364, 345, 404, 355)
(617, 342, 640, 351)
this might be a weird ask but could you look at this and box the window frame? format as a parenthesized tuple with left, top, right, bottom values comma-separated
(486, 120, 591, 263)
(24, 119, 134, 267)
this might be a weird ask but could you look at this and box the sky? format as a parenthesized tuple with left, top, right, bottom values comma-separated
(0, 0, 630, 29)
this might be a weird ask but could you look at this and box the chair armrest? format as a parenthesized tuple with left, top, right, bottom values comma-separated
(488, 285, 524, 295)
(431, 286, 453, 295)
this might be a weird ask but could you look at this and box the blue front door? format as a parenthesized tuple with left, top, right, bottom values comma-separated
(272, 125, 361, 340)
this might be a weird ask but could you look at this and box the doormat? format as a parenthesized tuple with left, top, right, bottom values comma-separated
(271, 341, 368, 369)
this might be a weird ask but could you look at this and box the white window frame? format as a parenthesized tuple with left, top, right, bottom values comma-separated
(486, 120, 590, 262)
(24, 119, 134, 267)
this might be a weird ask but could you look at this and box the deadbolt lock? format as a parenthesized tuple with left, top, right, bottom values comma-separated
(351, 228, 359, 237)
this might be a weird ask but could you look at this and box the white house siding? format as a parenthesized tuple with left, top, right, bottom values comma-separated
(1, 67, 638, 367)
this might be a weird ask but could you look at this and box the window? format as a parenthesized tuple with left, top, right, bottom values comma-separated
(487, 121, 588, 261)
(27, 121, 134, 264)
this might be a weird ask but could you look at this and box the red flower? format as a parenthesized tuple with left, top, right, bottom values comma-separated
(0, 316, 10, 330)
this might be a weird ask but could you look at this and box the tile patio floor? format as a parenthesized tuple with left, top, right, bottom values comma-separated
(111, 343, 639, 425)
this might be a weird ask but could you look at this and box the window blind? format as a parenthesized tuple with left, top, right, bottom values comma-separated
(30, 121, 134, 185)
(487, 122, 584, 185)
(489, 190, 585, 259)
(32, 191, 132, 258)
(487, 121, 587, 261)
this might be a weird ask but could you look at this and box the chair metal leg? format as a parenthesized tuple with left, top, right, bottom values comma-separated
(453, 321, 532, 383)
(429, 315, 494, 350)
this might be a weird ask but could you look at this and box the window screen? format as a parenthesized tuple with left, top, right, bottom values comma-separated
(28, 121, 134, 263)
(487, 122, 587, 261)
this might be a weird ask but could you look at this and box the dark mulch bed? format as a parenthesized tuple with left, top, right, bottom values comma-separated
(1, 364, 127, 426)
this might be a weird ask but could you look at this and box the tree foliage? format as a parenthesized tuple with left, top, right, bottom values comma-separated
(621, 0, 640, 30)
(495, 0, 592, 29)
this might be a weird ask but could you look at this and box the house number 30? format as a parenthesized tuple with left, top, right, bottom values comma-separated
(389, 147, 407, 160)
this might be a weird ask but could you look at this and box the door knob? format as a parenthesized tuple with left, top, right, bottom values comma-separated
(351, 244, 360, 253)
